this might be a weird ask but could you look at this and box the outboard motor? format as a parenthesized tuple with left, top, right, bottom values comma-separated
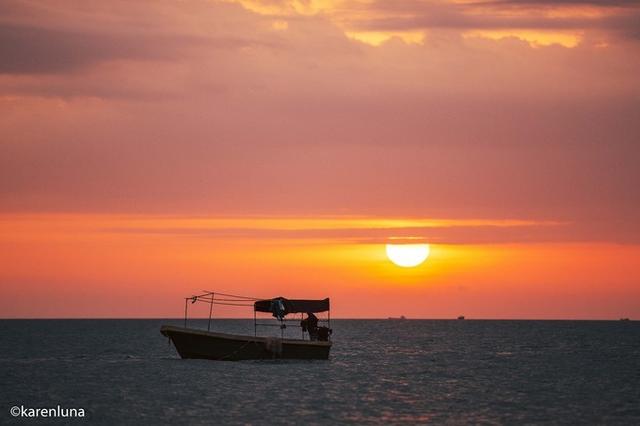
(317, 326, 332, 341)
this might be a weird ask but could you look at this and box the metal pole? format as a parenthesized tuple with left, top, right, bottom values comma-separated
(207, 293, 213, 331)
(184, 298, 188, 328)
(207, 292, 214, 331)
(254, 309, 257, 336)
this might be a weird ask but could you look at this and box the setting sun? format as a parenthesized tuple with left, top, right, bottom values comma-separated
(386, 244, 430, 268)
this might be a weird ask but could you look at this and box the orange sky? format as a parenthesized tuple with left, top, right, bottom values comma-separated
(1, 0, 639, 318)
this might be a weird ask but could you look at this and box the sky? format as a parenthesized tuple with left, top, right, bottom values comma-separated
(1, 0, 639, 318)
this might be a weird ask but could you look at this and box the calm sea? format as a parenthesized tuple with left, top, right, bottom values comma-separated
(1, 319, 639, 424)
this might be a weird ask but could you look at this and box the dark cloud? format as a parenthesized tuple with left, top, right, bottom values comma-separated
(356, 0, 640, 39)
(478, 0, 640, 6)
(0, 23, 177, 74)
(0, 21, 263, 75)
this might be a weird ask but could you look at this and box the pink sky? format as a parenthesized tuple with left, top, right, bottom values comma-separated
(0, 0, 639, 318)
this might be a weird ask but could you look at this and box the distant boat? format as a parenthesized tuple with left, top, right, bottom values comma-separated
(388, 315, 407, 320)
(457, 316, 465, 320)
(620, 318, 630, 321)
(161, 292, 332, 361)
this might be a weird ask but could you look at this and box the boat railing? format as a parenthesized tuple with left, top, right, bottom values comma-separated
(182, 291, 331, 340)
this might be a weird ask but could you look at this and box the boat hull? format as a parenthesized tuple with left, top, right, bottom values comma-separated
(160, 325, 331, 361)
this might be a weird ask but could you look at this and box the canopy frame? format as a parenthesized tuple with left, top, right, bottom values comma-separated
(181, 291, 330, 340)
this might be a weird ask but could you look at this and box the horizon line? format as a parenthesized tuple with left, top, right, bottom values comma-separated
(0, 317, 633, 321)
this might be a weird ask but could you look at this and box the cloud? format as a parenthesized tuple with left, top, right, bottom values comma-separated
(0, 23, 153, 74)
(0, 21, 264, 75)
(477, 1, 640, 6)
(0, 213, 571, 245)
(0, 0, 284, 76)
(228, 0, 640, 35)
(350, 0, 640, 39)
(0, 0, 639, 245)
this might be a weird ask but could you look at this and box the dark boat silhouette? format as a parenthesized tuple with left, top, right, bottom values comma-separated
(161, 292, 332, 361)
(457, 315, 465, 320)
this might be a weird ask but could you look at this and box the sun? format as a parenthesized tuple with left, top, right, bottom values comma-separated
(386, 243, 430, 268)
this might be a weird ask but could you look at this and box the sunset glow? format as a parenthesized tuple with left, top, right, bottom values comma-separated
(1, 0, 639, 319)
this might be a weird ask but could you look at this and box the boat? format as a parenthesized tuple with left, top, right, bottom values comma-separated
(161, 291, 332, 361)
(457, 315, 465, 320)
(388, 315, 407, 320)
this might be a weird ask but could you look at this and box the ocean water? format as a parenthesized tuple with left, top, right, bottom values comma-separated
(1, 319, 639, 425)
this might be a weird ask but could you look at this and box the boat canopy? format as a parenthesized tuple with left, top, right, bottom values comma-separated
(254, 297, 330, 316)
(178, 291, 330, 338)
